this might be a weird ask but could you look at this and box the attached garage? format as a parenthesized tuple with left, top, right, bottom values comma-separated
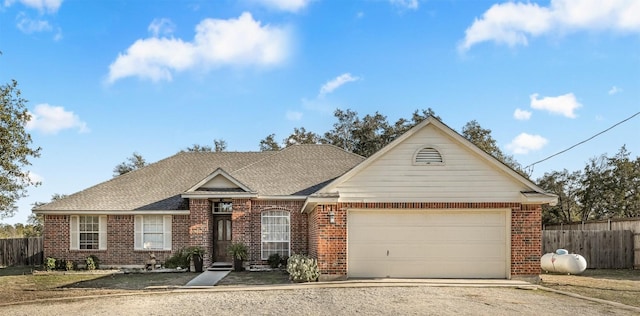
(347, 209, 510, 279)
(306, 117, 557, 280)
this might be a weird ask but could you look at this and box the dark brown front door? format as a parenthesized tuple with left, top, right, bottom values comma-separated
(213, 215, 232, 262)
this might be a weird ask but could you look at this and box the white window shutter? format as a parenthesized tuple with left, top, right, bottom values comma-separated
(134, 215, 143, 250)
(99, 215, 108, 250)
(163, 215, 172, 250)
(70, 215, 79, 250)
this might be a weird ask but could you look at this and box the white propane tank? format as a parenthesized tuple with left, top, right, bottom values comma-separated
(540, 249, 587, 274)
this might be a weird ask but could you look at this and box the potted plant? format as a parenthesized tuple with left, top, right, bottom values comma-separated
(186, 246, 206, 272)
(227, 242, 248, 271)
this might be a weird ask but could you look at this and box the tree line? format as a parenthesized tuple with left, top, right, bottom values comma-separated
(538, 146, 639, 224)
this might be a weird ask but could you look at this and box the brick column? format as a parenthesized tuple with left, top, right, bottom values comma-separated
(314, 204, 347, 279)
(511, 204, 542, 277)
(189, 199, 213, 266)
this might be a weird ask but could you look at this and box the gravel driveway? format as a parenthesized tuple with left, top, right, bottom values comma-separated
(2, 286, 637, 315)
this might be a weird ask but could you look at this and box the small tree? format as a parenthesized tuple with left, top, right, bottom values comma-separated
(0, 78, 41, 218)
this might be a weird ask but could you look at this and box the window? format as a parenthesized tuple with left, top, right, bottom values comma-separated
(70, 215, 107, 250)
(135, 215, 172, 250)
(212, 201, 232, 213)
(414, 147, 444, 165)
(261, 210, 290, 260)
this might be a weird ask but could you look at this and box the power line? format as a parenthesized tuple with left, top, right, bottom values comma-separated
(524, 110, 640, 171)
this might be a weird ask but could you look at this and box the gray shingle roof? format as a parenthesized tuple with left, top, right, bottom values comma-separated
(36, 145, 364, 211)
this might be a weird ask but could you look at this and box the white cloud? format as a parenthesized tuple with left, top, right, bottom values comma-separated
(530, 93, 582, 118)
(608, 86, 622, 95)
(513, 108, 532, 120)
(16, 14, 52, 33)
(148, 18, 176, 37)
(459, 0, 640, 52)
(318, 73, 360, 97)
(249, 0, 312, 12)
(506, 133, 548, 154)
(27, 171, 43, 184)
(26, 104, 89, 134)
(390, 0, 419, 10)
(4, 0, 62, 13)
(286, 111, 303, 121)
(107, 12, 291, 83)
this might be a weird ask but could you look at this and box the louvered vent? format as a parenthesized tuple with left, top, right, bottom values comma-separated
(415, 147, 443, 164)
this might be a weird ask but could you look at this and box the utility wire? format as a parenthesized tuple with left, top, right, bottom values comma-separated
(524, 110, 640, 170)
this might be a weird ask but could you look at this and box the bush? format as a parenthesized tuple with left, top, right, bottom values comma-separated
(45, 257, 56, 271)
(65, 259, 77, 271)
(280, 256, 289, 268)
(286, 254, 320, 282)
(85, 255, 99, 270)
(164, 248, 190, 269)
(268, 253, 281, 269)
(55, 258, 67, 270)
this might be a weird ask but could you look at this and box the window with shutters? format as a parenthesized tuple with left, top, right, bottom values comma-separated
(413, 147, 444, 165)
(134, 215, 172, 250)
(70, 215, 107, 250)
(79, 216, 100, 249)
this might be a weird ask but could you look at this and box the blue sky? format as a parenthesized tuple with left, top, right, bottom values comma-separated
(1, 0, 638, 224)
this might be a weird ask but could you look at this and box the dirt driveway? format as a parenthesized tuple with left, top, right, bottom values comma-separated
(2, 285, 638, 315)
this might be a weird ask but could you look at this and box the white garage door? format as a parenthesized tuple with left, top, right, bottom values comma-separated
(348, 209, 510, 279)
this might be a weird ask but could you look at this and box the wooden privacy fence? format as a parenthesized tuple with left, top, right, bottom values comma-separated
(545, 218, 640, 269)
(542, 230, 634, 269)
(0, 237, 43, 266)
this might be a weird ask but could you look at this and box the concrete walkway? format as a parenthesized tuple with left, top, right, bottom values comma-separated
(184, 270, 231, 287)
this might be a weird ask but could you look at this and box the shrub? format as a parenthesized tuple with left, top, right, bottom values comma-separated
(228, 242, 248, 261)
(55, 258, 67, 270)
(165, 248, 190, 269)
(280, 256, 289, 268)
(45, 257, 56, 271)
(286, 254, 320, 282)
(268, 253, 281, 269)
(65, 259, 76, 271)
(85, 255, 99, 270)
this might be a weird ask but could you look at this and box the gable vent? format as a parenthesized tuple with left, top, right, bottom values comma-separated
(415, 147, 443, 164)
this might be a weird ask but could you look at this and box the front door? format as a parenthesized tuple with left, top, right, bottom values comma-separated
(213, 215, 232, 262)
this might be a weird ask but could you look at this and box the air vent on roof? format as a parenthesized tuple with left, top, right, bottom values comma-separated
(414, 147, 443, 164)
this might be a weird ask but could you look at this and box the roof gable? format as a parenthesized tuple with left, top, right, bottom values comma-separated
(186, 168, 254, 193)
(316, 116, 556, 205)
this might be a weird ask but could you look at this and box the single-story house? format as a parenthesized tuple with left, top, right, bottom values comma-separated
(34, 117, 557, 280)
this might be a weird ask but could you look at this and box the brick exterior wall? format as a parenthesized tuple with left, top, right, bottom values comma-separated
(232, 199, 307, 265)
(42, 199, 540, 277)
(307, 208, 318, 259)
(511, 204, 542, 276)
(311, 202, 543, 278)
(42, 214, 190, 267)
(189, 199, 213, 266)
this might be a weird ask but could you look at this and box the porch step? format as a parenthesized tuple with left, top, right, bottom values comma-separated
(208, 262, 233, 271)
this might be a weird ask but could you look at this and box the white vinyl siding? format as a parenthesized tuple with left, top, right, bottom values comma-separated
(70, 215, 107, 250)
(261, 210, 290, 260)
(335, 124, 528, 202)
(347, 209, 510, 279)
(134, 215, 172, 250)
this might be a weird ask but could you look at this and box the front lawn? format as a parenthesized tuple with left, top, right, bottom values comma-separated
(0, 266, 197, 305)
(217, 270, 291, 286)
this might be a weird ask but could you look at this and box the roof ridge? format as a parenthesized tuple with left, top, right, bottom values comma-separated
(229, 150, 282, 173)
